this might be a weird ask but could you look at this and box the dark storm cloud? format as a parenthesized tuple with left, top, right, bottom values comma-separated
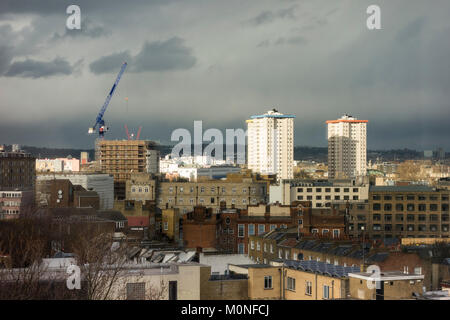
(4, 57, 80, 78)
(133, 37, 196, 72)
(89, 37, 196, 74)
(0, 0, 177, 16)
(246, 6, 297, 26)
(1, 0, 450, 151)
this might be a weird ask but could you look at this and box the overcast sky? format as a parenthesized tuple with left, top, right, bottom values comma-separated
(0, 0, 449, 150)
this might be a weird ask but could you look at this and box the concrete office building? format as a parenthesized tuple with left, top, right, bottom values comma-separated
(327, 115, 368, 179)
(270, 179, 369, 208)
(247, 109, 295, 181)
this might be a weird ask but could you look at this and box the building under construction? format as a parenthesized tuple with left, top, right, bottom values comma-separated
(95, 140, 160, 199)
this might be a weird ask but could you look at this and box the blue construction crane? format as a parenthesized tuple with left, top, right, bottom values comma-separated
(88, 62, 127, 137)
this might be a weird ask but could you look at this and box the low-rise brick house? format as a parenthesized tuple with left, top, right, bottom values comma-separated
(277, 238, 301, 261)
(235, 203, 302, 254)
(182, 203, 302, 254)
(248, 228, 299, 263)
(182, 206, 221, 250)
(297, 205, 347, 239)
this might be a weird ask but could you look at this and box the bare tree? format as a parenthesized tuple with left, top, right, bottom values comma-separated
(0, 217, 80, 299)
(397, 161, 423, 181)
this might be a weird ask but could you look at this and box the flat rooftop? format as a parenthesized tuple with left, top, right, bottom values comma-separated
(369, 185, 436, 192)
(348, 271, 424, 281)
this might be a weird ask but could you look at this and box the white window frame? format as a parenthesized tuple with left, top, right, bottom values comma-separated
(287, 277, 296, 291)
(323, 285, 330, 299)
(305, 281, 312, 296)
(238, 224, 245, 237)
(264, 276, 273, 289)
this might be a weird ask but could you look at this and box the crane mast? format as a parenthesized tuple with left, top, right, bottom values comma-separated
(88, 62, 127, 137)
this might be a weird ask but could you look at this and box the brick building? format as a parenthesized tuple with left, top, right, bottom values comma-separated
(349, 186, 450, 239)
(33, 179, 100, 210)
(182, 206, 220, 250)
(0, 190, 34, 220)
(295, 201, 347, 238)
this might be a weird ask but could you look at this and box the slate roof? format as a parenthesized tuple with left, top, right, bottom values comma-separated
(295, 240, 319, 250)
(278, 238, 300, 248)
(235, 264, 272, 269)
(96, 210, 127, 221)
(314, 242, 334, 253)
(366, 252, 390, 263)
(284, 259, 361, 278)
(329, 245, 354, 257)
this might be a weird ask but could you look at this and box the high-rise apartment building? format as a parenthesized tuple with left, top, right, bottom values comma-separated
(96, 140, 160, 199)
(247, 109, 295, 180)
(327, 115, 368, 179)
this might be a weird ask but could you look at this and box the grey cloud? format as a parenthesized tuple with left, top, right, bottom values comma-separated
(0, 45, 13, 74)
(246, 6, 297, 26)
(89, 37, 196, 74)
(274, 35, 307, 46)
(249, 11, 276, 26)
(51, 17, 111, 41)
(395, 17, 426, 43)
(89, 51, 132, 74)
(0, 0, 177, 16)
(5, 57, 80, 78)
(258, 35, 307, 47)
(133, 37, 196, 72)
(257, 40, 271, 48)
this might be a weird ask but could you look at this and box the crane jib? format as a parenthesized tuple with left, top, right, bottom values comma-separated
(90, 62, 127, 134)
(109, 84, 117, 96)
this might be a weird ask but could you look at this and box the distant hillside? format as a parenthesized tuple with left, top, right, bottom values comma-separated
(3, 144, 445, 162)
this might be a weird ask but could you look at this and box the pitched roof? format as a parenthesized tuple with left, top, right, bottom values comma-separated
(96, 210, 127, 221)
(278, 238, 300, 248)
(284, 259, 361, 278)
(295, 239, 319, 250)
(366, 252, 390, 263)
